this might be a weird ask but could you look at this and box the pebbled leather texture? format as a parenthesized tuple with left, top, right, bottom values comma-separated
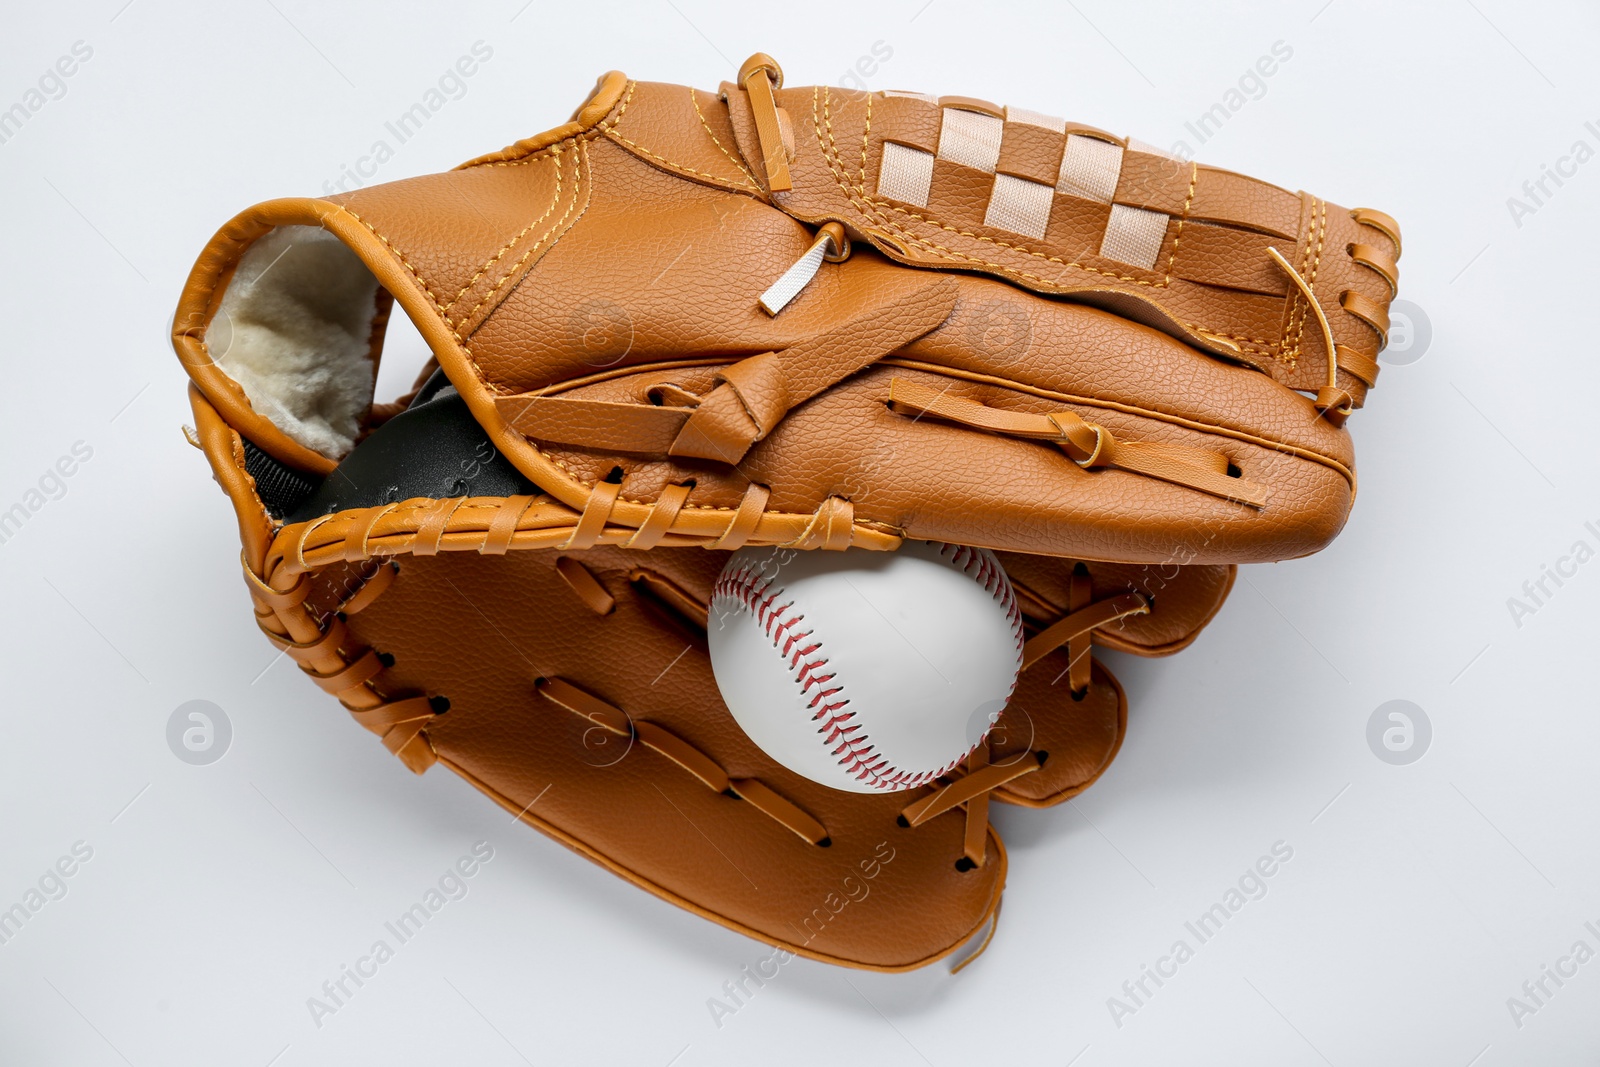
(171, 55, 1401, 567)
(345, 542, 1009, 971)
(705, 78, 1395, 406)
(168, 53, 1398, 969)
(277, 373, 1237, 664)
(185, 381, 1235, 965)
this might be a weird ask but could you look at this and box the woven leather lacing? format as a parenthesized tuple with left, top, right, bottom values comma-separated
(249, 503, 1150, 869)
(266, 490, 895, 572)
(245, 556, 441, 773)
(547, 555, 1040, 869)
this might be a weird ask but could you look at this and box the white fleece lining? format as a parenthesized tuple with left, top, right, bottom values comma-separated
(212, 225, 380, 459)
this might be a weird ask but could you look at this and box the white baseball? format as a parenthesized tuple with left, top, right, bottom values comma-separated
(707, 541, 1024, 794)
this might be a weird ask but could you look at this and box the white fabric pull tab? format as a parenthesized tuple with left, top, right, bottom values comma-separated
(759, 223, 849, 316)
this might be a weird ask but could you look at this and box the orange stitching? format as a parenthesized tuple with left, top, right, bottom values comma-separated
(1292, 202, 1318, 364)
(858, 86, 870, 191)
(872, 207, 1156, 287)
(444, 147, 566, 314)
(1304, 202, 1327, 361)
(1172, 324, 1281, 349)
(1308, 200, 1328, 299)
(1163, 163, 1199, 284)
(813, 88, 1297, 361)
(469, 81, 637, 170)
(690, 85, 759, 189)
(1287, 202, 1315, 363)
(456, 138, 588, 332)
(608, 79, 637, 130)
(533, 444, 600, 490)
(336, 207, 459, 340)
(457, 137, 600, 403)
(1282, 198, 1326, 368)
(606, 126, 760, 192)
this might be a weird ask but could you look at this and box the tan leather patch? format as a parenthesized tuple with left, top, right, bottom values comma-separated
(996, 121, 1065, 186)
(924, 158, 997, 229)
(1114, 151, 1194, 216)
(604, 81, 763, 194)
(1170, 223, 1288, 295)
(873, 93, 942, 153)
(1190, 167, 1301, 238)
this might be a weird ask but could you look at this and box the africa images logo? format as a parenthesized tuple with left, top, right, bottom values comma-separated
(1505, 518, 1600, 629)
(1106, 841, 1295, 1028)
(0, 41, 93, 147)
(321, 41, 494, 196)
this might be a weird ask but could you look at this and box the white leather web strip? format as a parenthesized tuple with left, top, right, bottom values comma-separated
(984, 173, 1054, 240)
(869, 97, 1176, 270)
(1100, 203, 1170, 271)
(936, 108, 1004, 173)
(1004, 105, 1066, 133)
(760, 229, 834, 315)
(878, 141, 936, 208)
(1057, 134, 1124, 204)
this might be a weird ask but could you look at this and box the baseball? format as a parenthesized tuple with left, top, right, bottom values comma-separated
(707, 541, 1025, 794)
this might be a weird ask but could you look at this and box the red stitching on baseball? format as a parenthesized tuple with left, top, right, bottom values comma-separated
(938, 542, 1025, 646)
(712, 545, 1025, 792)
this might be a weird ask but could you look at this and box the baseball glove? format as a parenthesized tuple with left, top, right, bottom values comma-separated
(174, 53, 1400, 570)
(180, 362, 1233, 968)
(170, 53, 1370, 968)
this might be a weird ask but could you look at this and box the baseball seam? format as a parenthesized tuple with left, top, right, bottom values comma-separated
(711, 545, 1025, 792)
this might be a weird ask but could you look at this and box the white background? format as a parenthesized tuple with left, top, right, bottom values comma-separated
(2, 1, 1598, 1063)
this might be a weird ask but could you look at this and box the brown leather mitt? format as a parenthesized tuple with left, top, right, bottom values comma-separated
(178, 368, 1233, 968)
(174, 54, 1401, 570)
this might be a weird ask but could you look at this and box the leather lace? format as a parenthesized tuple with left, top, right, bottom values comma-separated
(250, 508, 1150, 875)
(887, 377, 1269, 508)
(738, 53, 792, 193)
(267, 491, 900, 578)
(550, 555, 1043, 868)
(1268, 206, 1400, 427)
(245, 555, 440, 774)
(545, 555, 1146, 870)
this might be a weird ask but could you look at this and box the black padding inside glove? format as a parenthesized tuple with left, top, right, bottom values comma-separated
(279, 369, 535, 523)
